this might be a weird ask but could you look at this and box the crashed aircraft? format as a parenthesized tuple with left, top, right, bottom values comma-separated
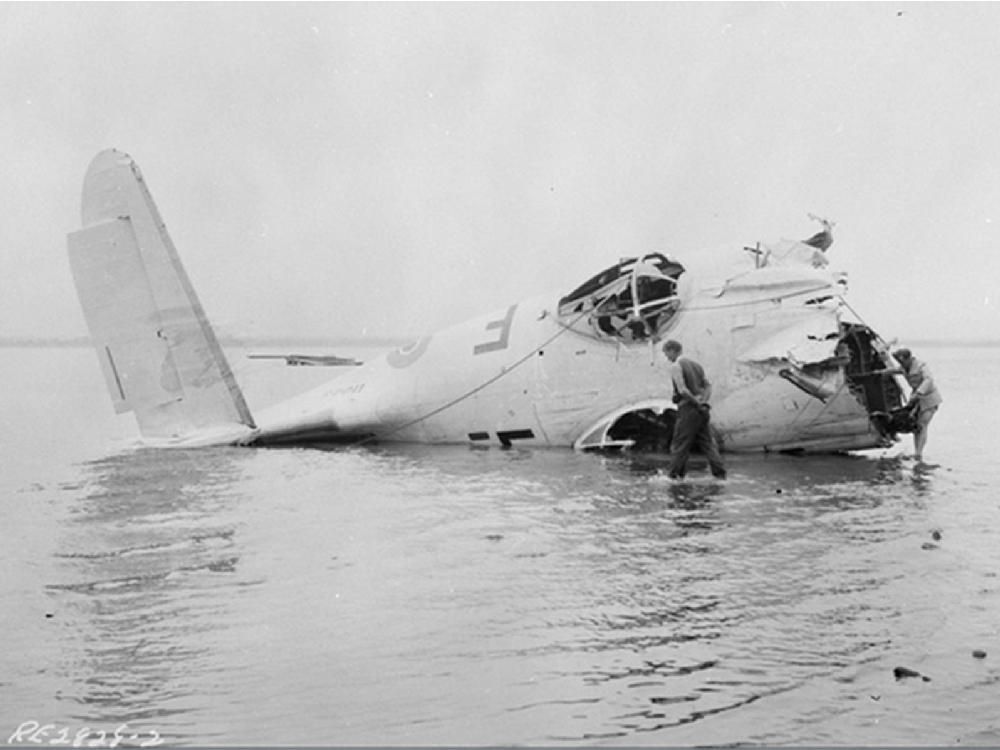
(67, 149, 909, 453)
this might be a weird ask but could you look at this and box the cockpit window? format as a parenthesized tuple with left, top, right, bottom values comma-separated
(558, 253, 685, 343)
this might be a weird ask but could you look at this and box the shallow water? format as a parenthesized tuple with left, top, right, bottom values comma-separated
(2, 345, 1000, 746)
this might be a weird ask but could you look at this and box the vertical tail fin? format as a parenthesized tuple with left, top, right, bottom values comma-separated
(67, 149, 256, 443)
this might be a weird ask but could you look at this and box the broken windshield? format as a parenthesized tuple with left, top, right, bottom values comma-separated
(558, 253, 685, 342)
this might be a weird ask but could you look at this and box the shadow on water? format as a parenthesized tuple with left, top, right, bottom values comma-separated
(46, 447, 256, 743)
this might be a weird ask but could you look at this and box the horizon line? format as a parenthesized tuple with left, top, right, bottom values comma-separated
(0, 334, 413, 349)
(1, 335, 998, 349)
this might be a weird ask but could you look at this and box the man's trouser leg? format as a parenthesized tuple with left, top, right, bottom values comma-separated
(914, 405, 938, 458)
(668, 405, 701, 478)
(695, 419, 727, 478)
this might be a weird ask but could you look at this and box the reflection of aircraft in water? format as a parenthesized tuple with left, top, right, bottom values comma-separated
(67, 150, 910, 453)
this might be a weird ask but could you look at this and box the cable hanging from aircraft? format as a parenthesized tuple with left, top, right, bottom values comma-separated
(350, 306, 594, 446)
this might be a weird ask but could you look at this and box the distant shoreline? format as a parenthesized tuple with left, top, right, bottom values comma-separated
(0, 336, 412, 349)
(0, 336, 996, 349)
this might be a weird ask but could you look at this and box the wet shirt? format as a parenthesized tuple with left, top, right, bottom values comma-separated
(670, 357, 710, 405)
(904, 357, 943, 409)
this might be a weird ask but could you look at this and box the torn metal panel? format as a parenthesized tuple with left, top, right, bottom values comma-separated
(718, 263, 843, 303)
(737, 312, 842, 365)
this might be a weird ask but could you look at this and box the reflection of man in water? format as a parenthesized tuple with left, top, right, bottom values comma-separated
(662, 340, 727, 480)
(886, 348, 943, 462)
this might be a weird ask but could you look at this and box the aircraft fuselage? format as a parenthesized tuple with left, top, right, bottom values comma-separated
(67, 149, 906, 454)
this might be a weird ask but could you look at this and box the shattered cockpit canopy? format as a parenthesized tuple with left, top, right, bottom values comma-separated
(557, 253, 685, 343)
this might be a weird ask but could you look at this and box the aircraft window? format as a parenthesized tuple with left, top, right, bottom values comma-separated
(558, 253, 685, 343)
(559, 258, 637, 314)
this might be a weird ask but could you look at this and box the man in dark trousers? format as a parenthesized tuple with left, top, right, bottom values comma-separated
(662, 340, 727, 480)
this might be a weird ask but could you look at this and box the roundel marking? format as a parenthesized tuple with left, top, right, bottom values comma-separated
(386, 335, 432, 369)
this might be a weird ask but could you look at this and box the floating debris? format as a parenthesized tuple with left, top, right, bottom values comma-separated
(973, 650, 988, 659)
(893, 666, 931, 682)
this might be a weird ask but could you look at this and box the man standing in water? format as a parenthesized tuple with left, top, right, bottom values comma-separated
(887, 348, 943, 462)
(662, 340, 727, 480)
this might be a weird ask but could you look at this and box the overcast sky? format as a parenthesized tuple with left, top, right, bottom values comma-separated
(3, 2, 999, 343)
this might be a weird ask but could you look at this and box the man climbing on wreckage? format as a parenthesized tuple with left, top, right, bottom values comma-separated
(882, 348, 943, 463)
(662, 340, 727, 480)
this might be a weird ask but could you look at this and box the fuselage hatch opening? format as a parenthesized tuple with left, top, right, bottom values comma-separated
(574, 399, 677, 453)
(840, 323, 908, 439)
(557, 253, 685, 343)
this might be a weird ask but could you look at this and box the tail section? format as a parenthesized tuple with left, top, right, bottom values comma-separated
(67, 149, 256, 444)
